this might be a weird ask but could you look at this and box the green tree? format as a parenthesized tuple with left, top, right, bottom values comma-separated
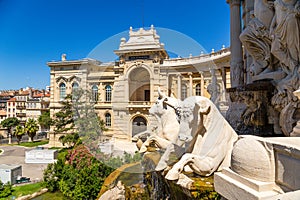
(43, 145, 114, 199)
(52, 94, 79, 147)
(53, 94, 75, 134)
(38, 110, 52, 131)
(25, 118, 39, 142)
(0, 117, 19, 137)
(14, 125, 25, 144)
(0, 180, 13, 198)
(71, 89, 106, 150)
(52, 89, 107, 149)
(43, 158, 65, 192)
(59, 132, 81, 148)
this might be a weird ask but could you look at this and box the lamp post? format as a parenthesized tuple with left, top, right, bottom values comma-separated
(8, 133, 11, 144)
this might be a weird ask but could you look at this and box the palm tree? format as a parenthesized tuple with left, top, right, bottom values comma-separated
(25, 118, 39, 142)
(14, 125, 25, 144)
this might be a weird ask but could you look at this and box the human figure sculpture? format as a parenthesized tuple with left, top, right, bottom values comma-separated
(270, 0, 300, 98)
(240, 0, 275, 76)
(269, 0, 300, 135)
(270, 0, 300, 75)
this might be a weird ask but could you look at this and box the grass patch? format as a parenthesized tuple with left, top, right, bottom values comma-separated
(0, 182, 43, 200)
(0, 149, 2, 154)
(31, 191, 67, 200)
(18, 140, 49, 147)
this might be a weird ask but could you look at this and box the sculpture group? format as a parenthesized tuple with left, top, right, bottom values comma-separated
(136, 88, 238, 187)
(135, 0, 300, 192)
(240, 0, 300, 136)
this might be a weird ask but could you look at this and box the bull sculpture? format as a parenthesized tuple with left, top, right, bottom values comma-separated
(139, 88, 183, 152)
(163, 95, 238, 181)
(139, 89, 238, 184)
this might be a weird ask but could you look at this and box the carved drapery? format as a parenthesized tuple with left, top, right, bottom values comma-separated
(240, 0, 300, 136)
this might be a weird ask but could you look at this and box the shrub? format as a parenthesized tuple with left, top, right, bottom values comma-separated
(0, 180, 13, 198)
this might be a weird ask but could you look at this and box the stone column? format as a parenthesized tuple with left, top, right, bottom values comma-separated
(243, 0, 254, 84)
(177, 73, 181, 100)
(227, 0, 244, 87)
(188, 72, 193, 96)
(200, 72, 204, 96)
(166, 74, 170, 96)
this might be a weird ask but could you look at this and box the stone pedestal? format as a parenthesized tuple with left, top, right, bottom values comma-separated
(291, 88, 300, 137)
(226, 81, 276, 136)
(215, 135, 300, 200)
(215, 168, 281, 200)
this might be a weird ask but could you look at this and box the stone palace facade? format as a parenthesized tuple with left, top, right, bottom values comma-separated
(47, 26, 231, 146)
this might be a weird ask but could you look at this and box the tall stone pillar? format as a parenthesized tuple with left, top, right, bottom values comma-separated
(227, 0, 244, 87)
(200, 72, 204, 96)
(188, 72, 193, 96)
(177, 73, 181, 100)
(243, 0, 254, 84)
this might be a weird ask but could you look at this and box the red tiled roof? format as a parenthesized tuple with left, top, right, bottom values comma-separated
(32, 92, 50, 98)
(33, 93, 44, 98)
(8, 97, 16, 102)
(0, 110, 6, 115)
(18, 91, 29, 95)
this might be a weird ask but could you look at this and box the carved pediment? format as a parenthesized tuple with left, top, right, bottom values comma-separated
(69, 75, 81, 82)
(55, 76, 68, 83)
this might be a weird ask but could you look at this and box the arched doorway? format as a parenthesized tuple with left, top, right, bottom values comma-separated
(132, 116, 147, 137)
(129, 67, 150, 101)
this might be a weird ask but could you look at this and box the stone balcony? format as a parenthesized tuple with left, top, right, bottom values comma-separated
(16, 113, 26, 117)
(16, 105, 26, 110)
(127, 101, 151, 110)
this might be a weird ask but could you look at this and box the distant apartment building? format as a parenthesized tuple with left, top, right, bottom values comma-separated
(0, 92, 13, 123)
(0, 88, 50, 129)
(15, 93, 28, 125)
(0, 110, 6, 124)
(7, 97, 16, 119)
(26, 92, 50, 131)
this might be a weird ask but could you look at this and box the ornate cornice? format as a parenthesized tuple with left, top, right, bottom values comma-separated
(227, 0, 241, 6)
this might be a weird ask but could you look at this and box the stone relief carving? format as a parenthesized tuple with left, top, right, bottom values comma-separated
(240, 92, 267, 127)
(240, 0, 300, 136)
(240, 0, 275, 76)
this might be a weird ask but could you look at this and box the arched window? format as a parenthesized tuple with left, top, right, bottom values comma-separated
(105, 113, 111, 127)
(181, 84, 187, 100)
(72, 82, 79, 91)
(72, 82, 79, 100)
(132, 116, 147, 137)
(59, 83, 66, 100)
(195, 84, 201, 96)
(105, 85, 112, 102)
(92, 85, 98, 102)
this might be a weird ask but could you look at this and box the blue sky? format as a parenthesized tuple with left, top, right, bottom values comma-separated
(0, 0, 230, 90)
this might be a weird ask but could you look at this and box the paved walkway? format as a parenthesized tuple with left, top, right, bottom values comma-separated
(99, 139, 139, 156)
(0, 146, 48, 182)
